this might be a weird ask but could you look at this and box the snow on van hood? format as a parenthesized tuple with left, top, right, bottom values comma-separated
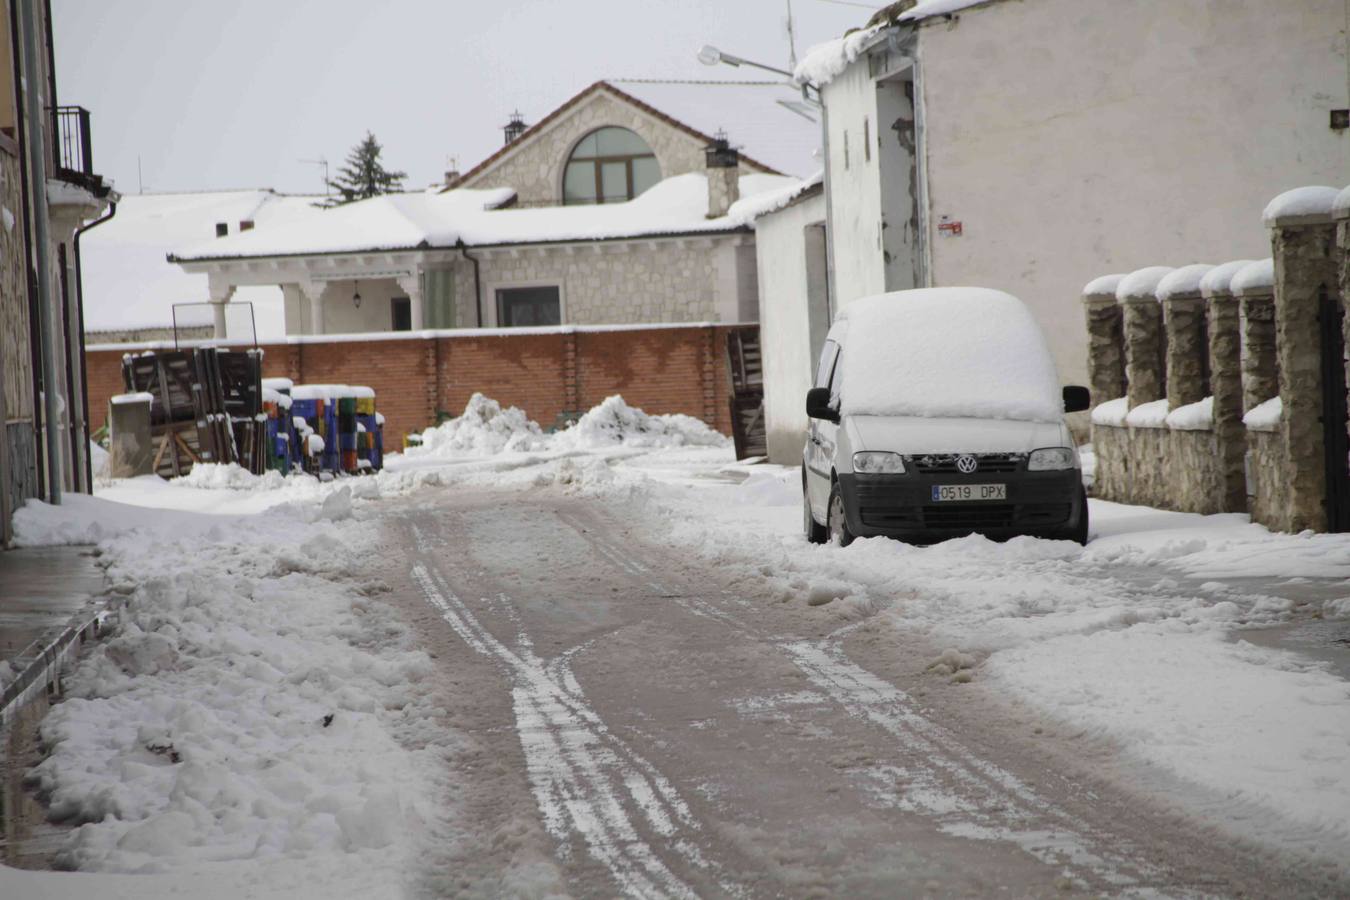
(837, 288, 1063, 423)
(845, 416, 1070, 456)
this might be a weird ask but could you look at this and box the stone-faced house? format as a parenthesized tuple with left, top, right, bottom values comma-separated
(752, 0, 1348, 464)
(1, 0, 114, 544)
(169, 81, 814, 339)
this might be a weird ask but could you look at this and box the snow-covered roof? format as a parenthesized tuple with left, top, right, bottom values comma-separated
(1231, 258, 1275, 295)
(1199, 260, 1257, 298)
(173, 173, 795, 263)
(1262, 185, 1343, 225)
(610, 80, 821, 178)
(727, 170, 823, 224)
(81, 190, 324, 340)
(1156, 264, 1214, 301)
(1116, 266, 1175, 302)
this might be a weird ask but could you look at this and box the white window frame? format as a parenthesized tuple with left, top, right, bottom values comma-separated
(484, 278, 567, 328)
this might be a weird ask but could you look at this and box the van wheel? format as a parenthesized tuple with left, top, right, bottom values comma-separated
(828, 482, 854, 547)
(1062, 485, 1089, 545)
(803, 477, 826, 544)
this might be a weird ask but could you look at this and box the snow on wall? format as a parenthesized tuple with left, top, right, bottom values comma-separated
(1232, 258, 1275, 294)
(1199, 260, 1258, 297)
(1261, 185, 1343, 225)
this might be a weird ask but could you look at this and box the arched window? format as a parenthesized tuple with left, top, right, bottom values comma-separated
(562, 127, 660, 205)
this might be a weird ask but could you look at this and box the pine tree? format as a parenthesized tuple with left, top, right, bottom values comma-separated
(323, 131, 407, 206)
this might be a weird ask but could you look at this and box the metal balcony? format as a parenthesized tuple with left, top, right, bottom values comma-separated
(51, 105, 108, 196)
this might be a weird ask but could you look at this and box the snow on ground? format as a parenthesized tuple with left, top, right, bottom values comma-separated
(7, 393, 1350, 891)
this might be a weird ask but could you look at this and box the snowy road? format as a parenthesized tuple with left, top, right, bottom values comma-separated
(375, 487, 1345, 898)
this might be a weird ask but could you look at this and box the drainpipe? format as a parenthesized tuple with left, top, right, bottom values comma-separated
(74, 200, 117, 491)
(456, 239, 483, 327)
(18, 0, 62, 503)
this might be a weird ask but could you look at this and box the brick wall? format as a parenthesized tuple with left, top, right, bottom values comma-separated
(85, 325, 744, 447)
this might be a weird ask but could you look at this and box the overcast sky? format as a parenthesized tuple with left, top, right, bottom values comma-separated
(51, 0, 873, 197)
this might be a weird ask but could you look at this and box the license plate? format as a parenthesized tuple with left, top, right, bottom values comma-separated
(931, 484, 1006, 502)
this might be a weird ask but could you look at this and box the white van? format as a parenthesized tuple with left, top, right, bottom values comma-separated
(802, 287, 1090, 546)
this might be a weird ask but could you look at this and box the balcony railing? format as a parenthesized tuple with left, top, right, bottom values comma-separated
(54, 105, 93, 178)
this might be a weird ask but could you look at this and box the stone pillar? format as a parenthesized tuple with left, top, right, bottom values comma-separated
(1081, 275, 1127, 402)
(399, 273, 425, 330)
(1117, 267, 1173, 409)
(1235, 263, 1278, 413)
(299, 280, 324, 334)
(1268, 195, 1341, 533)
(1202, 272, 1246, 512)
(704, 135, 740, 218)
(1160, 265, 1213, 409)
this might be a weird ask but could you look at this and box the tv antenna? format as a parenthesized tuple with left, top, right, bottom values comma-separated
(785, 0, 798, 70)
(299, 156, 330, 197)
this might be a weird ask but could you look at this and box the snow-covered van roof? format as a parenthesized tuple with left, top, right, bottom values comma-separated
(835, 287, 1063, 423)
(172, 173, 796, 263)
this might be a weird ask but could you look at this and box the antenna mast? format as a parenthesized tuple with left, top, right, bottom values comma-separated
(785, 0, 799, 70)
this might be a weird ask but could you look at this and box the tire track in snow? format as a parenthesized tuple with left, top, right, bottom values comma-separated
(558, 512, 1183, 896)
(407, 521, 730, 899)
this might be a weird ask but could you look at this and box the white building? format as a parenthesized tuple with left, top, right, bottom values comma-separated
(752, 0, 1348, 462)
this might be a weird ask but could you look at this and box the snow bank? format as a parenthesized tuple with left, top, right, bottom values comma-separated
(1262, 185, 1342, 224)
(1156, 264, 1213, 301)
(1231, 258, 1274, 294)
(551, 395, 728, 450)
(1199, 259, 1257, 297)
(1124, 398, 1169, 429)
(1116, 266, 1174, 302)
(837, 288, 1063, 423)
(406, 393, 546, 458)
(1090, 397, 1128, 427)
(1165, 396, 1213, 431)
(1243, 396, 1282, 432)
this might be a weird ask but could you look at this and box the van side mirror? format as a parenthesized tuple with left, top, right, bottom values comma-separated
(1063, 385, 1091, 413)
(806, 387, 839, 423)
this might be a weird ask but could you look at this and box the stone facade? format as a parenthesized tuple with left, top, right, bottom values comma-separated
(459, 87, 767, 206)
(1246, 427, 1284, 526)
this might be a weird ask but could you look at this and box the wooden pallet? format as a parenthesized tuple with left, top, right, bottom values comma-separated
(725, 328, 767, 460)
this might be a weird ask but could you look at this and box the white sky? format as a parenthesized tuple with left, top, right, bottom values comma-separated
(52, 0, 873, 196)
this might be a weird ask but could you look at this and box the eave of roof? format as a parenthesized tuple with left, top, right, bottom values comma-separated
(444, 80, 784, 193)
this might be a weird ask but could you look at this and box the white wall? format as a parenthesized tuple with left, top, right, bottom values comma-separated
(917, 0, 1350, 386)
(755, 190, 828, 464)
(822, 60, 888, 308)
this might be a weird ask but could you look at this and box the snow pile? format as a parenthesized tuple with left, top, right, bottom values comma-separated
(1090, 397, 1129, 427)
(551, 395, 728, 450)
(1081, 273, 1125, 297)
(1232, 258, 1274, 294)
(837, 288, 1063, 423)
(1199, 259, 1257, 297)
(1165, 396, 1213, 431)
(12, 498, 439, 885)
(1156, 264, 1213, 301)
(1262, 185, 1343, 225)
(175, 462, 287, 491)
(794, 25, 884, 86)
(89, 441, 110, 480)
(1125, 398, 1169, 429)
(406, 393, 546, 458)
(1243, 396, 1282, 432)
(1116, 266, 1174, 302)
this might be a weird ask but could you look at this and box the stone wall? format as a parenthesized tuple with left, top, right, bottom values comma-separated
(1246, 428, 1284, 527)
(1170, 428, 1224, 515)
(0, 149, 30, 423)
(460, 88, 765, 206)
(1089, 423, 1131, 501)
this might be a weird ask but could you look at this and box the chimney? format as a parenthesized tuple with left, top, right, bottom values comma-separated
(444, 168, 460, 187)
(503, 110, 528, 145)
(215, 222, 228, 238)
(704, 131, 740, 218)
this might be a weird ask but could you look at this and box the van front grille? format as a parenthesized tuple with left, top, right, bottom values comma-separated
(909, 453, 1023, 475)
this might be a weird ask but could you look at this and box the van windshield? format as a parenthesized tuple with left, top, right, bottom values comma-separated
(837, 288, 1062, 423)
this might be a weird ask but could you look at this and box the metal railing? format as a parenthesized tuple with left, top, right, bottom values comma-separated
(54, 105, 93, 177)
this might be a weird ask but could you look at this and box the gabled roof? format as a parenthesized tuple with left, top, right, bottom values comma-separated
(447, 80, 796, 191)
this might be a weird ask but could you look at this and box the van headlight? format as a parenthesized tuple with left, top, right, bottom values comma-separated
(853, 451, 906, 474)
(1027, 447, 1077, 471)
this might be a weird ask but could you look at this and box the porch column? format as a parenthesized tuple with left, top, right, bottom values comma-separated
(1267, 187, 1342, 533)
(399, 273, 424, 330)
(208, 281, 235, 340)
(1234, 261, 1278, 413)
(1080, 274, 1127, 403)
(1117, 267, 1173, 409)
(1201, 263, 1248, 513)
(299, 280, 325, 334)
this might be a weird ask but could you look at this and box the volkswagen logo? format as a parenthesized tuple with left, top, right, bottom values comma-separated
(955, 454, 978, 474)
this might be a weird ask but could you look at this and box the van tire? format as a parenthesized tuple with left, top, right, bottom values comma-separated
(803, 476, 827, 544)
(1063, 485, 1089, 545)
(827, 481, 855, 547)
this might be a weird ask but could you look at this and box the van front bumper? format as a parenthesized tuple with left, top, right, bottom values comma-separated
(837, 470, 1084, 541)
